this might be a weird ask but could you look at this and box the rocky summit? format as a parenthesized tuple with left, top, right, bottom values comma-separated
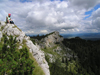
(0, 21, 50, 75)
(39, 31, 64, 48)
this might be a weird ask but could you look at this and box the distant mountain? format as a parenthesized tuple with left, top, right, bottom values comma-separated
(61, 33, 100, 40)
(83, 38, 100, 41)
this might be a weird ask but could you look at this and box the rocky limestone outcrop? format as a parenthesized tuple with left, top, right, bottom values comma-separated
(46, 53, 55, 63)
(26, 40, 50, 75)
(40, 31, 64, 48)
(53, 46, 62, 54)
(0, 21, 50, 75)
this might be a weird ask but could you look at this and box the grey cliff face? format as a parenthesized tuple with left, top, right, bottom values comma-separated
(40, 31, 64, 48)
(0, 21, 50, 75)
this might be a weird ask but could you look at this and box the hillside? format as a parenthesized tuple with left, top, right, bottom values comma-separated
(30, 31, 79, 75)
(0, 21, 50, 75)
(0, 20, 100, 75)
(30, 32, 100, 75)
(63, 38, 100, 75)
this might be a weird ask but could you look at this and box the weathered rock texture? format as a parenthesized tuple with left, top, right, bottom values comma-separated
(0, 21, 50, 75)
(40, 31, 64, 48)
(35, 31, 76, 64)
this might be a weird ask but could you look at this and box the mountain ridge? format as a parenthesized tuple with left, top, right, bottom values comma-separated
(0, 21, 50, 75)
(30, 30, 100, 75)
(1, 20, 100, 75)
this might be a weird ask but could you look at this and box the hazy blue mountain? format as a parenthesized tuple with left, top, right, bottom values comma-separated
(61, 33, 100, 40)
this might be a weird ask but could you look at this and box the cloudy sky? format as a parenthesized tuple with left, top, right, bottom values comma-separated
(0, 0, 100, 35)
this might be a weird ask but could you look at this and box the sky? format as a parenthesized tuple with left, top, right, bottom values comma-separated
(0, 0, 100, 35)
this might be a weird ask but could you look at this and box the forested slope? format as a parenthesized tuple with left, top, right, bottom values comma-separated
(63, 37, 100, 75)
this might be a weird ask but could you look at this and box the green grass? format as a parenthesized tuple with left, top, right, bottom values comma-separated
(29, 52, 45, 75)
(0, 42, 3, 49)
(41, 45, 61, 59)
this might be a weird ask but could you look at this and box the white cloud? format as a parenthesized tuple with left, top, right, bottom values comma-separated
(25, 30, 34, 34)
(84, 8, 100, 30)
(0, 0, 100, 34)
(0, 10, 8, 21)
(40, 30, 48, 33)
(92, 17, 100, 28)
(91, 8, 100, 19)
(67, 0, 100, 10)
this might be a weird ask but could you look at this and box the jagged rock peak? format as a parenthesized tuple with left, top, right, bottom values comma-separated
(52, 31, 59, 35)
(40, 31, 64, 48)
(0, 21, 50, 75)
(46, 31, 60, 36)
(43, 31, 63, 42)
